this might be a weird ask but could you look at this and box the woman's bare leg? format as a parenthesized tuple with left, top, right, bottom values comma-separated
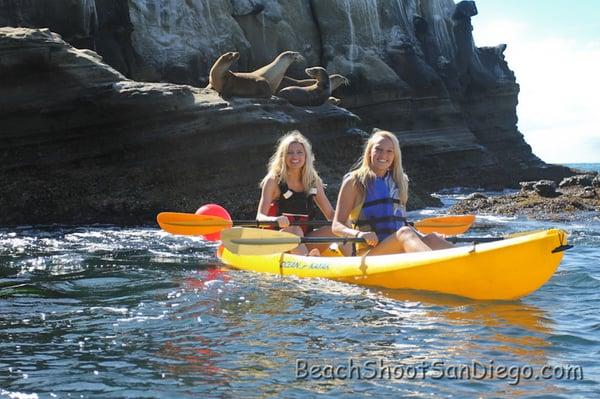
(281, 226, 310, 255)
(305, 226, 339, 255)
(422, 233, 454, 250)
(365, 226, 432, 256)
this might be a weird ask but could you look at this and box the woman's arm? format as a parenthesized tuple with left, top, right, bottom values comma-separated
(256, 176, 289, 227)
(313, 181, 335, 221)
(332, 177, 360, 237)
(332, 177, 378, 247)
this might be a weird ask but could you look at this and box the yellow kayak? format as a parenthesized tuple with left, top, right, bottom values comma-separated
(218, 229, 569, 300)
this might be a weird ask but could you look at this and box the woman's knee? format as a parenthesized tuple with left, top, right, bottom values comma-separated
(423, 232, 453, 249)
(421, 233, 434, 244)
(284, 225, 304, 236)
(395, 226, 416, 240)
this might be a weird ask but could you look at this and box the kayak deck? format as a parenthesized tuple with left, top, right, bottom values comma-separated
(217, 229, 568, 300)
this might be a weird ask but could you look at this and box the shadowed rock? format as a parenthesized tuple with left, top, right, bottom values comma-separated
(559, 174, 597, 188)
(520, 181, 536, 192)
(534, 180, 559, 198)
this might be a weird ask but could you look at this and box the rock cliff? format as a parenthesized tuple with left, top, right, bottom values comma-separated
(0, 0, 573, 225)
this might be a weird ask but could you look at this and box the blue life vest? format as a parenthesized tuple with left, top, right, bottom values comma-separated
(354, 173, 407, 242)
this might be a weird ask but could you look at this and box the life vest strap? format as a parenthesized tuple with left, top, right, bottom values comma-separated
(355, 216, 407, 226)
(371, 228, 398, 236)
(362, 197, 401, 208)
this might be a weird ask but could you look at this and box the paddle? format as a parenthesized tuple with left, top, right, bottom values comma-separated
(220, 227, 510, 256)
(156, 212, 475, 237)
(412, 214, 475, 236)
(157, 212, 327, 236)
(221, 227, 362, 255)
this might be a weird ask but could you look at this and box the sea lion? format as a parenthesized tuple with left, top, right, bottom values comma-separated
(276, 75, 315, 91)
(329, 74, 350, 92)
(208, 51, 271, 98)
(247, 51, 305, 94)
(277, 67, 331, 107)
(276, 73, 350, 93)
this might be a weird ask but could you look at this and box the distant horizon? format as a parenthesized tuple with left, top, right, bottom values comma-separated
(559, 162, 600, 171)
(560, 162, 600, 165)
(472, 0, 600, 163)
(546, 162, 600, 165)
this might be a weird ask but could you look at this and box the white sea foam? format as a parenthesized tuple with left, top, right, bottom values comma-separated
(0, 390, 38, 399)
(89, 307, 129, 315)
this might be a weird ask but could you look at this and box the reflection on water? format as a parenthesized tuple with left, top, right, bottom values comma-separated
(159, 338, 228, 386)
(379, 288, 551, 333)
(379, 288, 553, 374)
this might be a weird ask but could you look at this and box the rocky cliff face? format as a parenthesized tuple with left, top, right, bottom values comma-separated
(0, 0, 573, 225)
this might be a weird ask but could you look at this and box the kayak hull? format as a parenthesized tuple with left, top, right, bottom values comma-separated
(217, 229, 568, 300)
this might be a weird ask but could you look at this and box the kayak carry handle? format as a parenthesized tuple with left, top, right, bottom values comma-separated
(552, 244, 573, 253)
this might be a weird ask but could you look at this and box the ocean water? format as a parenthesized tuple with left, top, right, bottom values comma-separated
(1, 192, 600, 397)
(562, 163, 600, 174)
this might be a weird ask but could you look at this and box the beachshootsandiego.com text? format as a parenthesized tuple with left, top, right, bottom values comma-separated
(296, 359, 583, 385)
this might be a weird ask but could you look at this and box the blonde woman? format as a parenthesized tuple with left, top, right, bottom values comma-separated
(332, 130, 453, 255)
(257, 131, 337, 256)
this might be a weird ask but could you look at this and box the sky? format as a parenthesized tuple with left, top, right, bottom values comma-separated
(471, 0, 600, 164)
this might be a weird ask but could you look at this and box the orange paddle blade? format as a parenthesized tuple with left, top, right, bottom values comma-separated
(414, 215, 475, 235)
(156, 212, 232, 236)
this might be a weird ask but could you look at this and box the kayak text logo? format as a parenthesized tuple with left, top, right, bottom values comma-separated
(295, 359, 584, 385)
(282, 260, 330, 270)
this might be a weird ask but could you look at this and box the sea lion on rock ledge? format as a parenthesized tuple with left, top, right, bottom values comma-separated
(208, 52, 271, 98)
(249, 51, 305, 94)
(329, 74, 350, 92)
(277, 67, 332, 106)
(276, 73, 350, 93)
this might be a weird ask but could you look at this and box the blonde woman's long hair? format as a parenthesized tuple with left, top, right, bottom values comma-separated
(260, 131, 323, 192)
(348, 130, 409, 207)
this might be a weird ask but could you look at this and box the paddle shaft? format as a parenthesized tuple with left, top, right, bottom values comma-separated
(228, 220, 330, 227)
(164, 219, 466, 228)
(230, 236, 504, 246)
(230, 236, 365, 245)
(300, 236, 504, 244)
(220, 220, 466, 227)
